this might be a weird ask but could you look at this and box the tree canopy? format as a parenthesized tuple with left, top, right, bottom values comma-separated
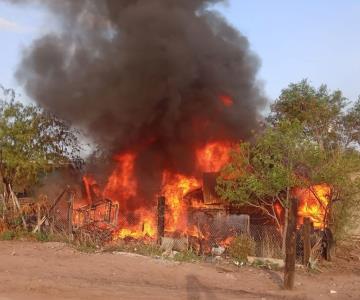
(0, 86, 82, 192)
(218, 80, 360, 239)
(217, 121, 314, 229)
(267, 79, 360, 150)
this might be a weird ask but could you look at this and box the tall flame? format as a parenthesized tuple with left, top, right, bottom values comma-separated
(104, 153, 137, 201)
(161, 171, 201, 233)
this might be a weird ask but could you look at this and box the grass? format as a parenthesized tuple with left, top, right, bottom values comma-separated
(75, 243, 98, 253)
(251, 258, 281, 271)
(104, 240, 203, 262)
(173, 249, 202, 262)
(0, 229, 65, 243)
(103, 240, 163, 257)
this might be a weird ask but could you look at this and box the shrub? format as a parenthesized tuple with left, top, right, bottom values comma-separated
(228, 234, 255, 262)
(33, 231, 52, 242)
(0, 230, 15, 241)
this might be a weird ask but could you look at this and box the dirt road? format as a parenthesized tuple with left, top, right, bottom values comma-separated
(0, 241, 359, 300)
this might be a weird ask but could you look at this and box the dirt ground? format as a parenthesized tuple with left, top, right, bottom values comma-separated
(0, 241, 360, 300)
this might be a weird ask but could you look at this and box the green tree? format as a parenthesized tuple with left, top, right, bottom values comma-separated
(267, 80, 360, 237)
(268, 79, 349, 150)
(217, 120, 314, 250)
(219, 80, 360, 241)
(304, 147, 360, 239)
(341, 97, 360, 148)
(0, 86, 82, 224)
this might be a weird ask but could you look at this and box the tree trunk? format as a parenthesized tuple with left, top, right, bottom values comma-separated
(284, 198, 298, 290)
(282, 207, 289, 256)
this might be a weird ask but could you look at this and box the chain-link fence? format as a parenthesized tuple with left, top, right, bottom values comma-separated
(250, 224, 283, 259)
(23, 191, 330, 266)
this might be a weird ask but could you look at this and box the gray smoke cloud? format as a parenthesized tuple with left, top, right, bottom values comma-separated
(7, 0, 266, 199)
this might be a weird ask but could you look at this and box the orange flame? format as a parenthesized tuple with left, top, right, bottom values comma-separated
(219, 236, 235, 247)
(76, 140, 332, 248)
(219, 94, 234, 107)
(104, 153, 137, 201)
(196, 141, 231, 172)
(294, 184, 330, 229)
(161, 171, 201, 233)
(117, 210, 156, 239)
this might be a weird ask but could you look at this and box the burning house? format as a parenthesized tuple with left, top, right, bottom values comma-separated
(11, 0, 332, 259)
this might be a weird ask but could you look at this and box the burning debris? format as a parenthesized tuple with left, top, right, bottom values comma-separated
(75, 141, 238, 246)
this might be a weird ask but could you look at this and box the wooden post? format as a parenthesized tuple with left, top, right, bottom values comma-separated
(302, 217, 311, 267)
(9, 185, 27, 230)
(0, 193, 6, 220)
(67, 190, 74, 239)
(36, 203, 42, 232)
(157, 196, 165, 244)
(284, 198, 298, 290)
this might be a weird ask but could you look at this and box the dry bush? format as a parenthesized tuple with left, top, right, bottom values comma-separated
(228, 234, 255, 262)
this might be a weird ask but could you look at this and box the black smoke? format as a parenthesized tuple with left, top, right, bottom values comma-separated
(8, 0, 266, 200)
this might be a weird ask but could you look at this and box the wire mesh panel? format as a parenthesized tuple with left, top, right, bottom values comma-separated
(250, 224, 283, 259)
(51, 194, 70, 234)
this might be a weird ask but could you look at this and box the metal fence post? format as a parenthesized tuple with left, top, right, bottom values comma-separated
(67, 190, 74, 240)
(302, 217, 311, 266)
(157, 196, 165, 244)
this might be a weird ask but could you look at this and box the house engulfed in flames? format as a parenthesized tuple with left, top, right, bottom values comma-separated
(72, 141, 332, 256)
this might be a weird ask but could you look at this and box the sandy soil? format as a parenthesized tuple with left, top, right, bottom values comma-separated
(0, 241, 359, 300)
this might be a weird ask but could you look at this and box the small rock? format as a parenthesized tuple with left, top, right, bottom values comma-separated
(350, 254, 360, 261)
(330, 290, 337, 294)
(169, 250, 179, 258)
(211, 246, 225, 256)
(214, 255, 222, 261)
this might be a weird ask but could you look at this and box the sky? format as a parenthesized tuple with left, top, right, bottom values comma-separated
(0, 0, 359, 103)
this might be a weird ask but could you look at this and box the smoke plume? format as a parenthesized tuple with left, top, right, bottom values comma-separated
(9, 0, 266, 197)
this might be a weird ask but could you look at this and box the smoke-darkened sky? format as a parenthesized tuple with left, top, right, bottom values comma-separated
(1, 0, 359, 102)
(1, 0, 360, 204)
(7, 0, 265, 150)
(0, 0, 268, 201)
